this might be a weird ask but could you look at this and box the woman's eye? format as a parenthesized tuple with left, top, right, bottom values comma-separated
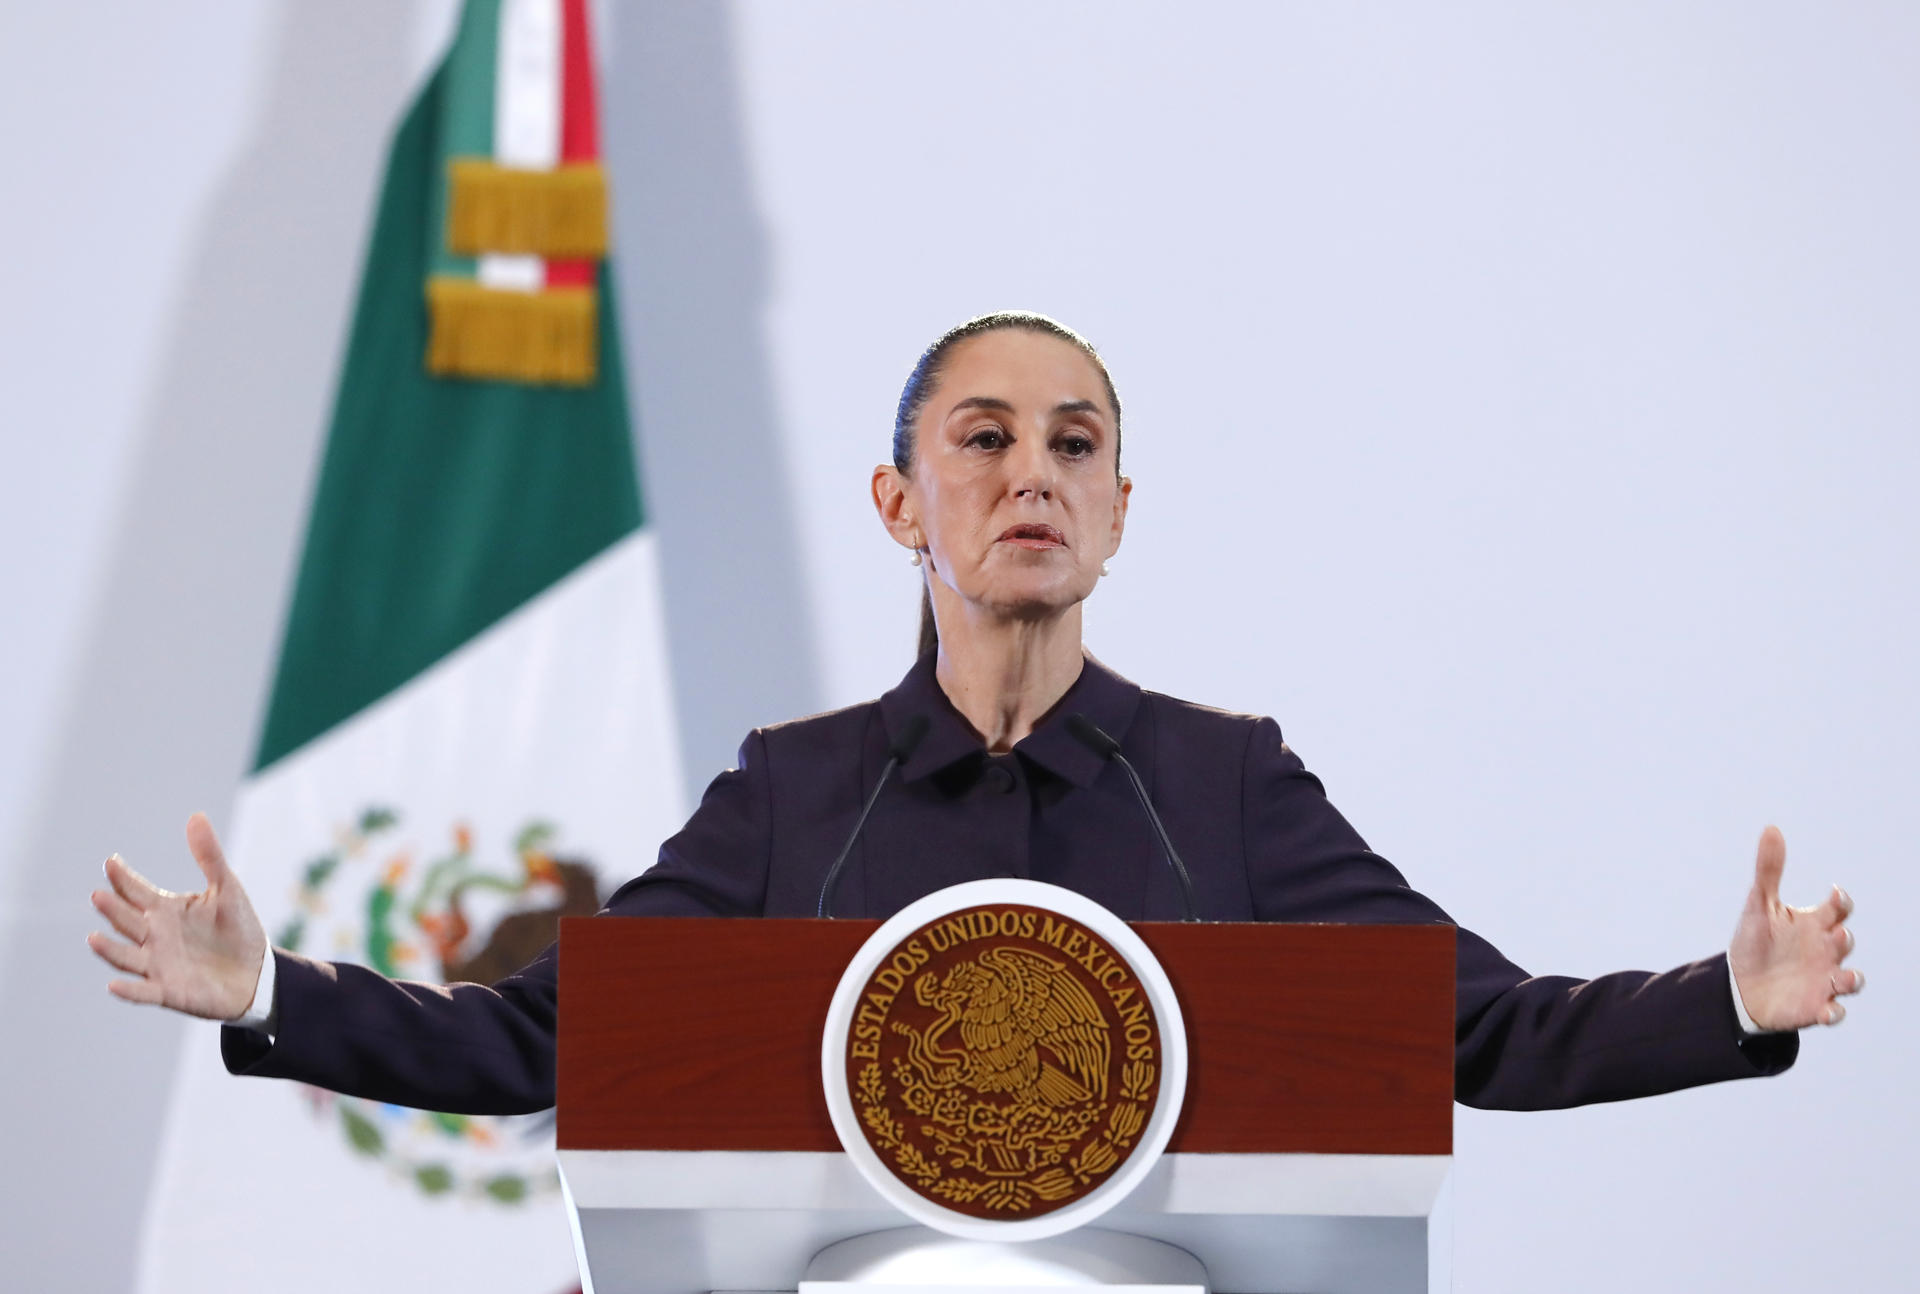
(1058, 435, 1095, 457)
(970, 428, 1008, 449)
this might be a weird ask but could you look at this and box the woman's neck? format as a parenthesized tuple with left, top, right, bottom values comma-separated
(932, 603, 1085, 754)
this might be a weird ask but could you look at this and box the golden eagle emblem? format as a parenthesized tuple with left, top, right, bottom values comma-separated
(907, 946, 1111, 1109)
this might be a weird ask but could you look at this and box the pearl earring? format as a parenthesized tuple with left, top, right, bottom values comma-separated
(909, 549, 923, 567)
(1100, 561, 1111, 577)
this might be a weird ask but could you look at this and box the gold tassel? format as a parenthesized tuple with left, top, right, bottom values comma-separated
(446, 160, 608, 259)
(425, 278, 597, 386)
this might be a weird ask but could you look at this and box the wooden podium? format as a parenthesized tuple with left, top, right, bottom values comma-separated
(556, 918, 1456, 1294)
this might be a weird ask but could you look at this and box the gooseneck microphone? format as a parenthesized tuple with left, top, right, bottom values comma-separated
(1066, 713, 1200, 922)
(817, 714, 932, 918)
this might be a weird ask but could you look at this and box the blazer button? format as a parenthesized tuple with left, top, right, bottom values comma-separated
(982, 763, 1017, 794)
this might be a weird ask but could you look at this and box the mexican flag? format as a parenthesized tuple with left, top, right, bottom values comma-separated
(139, 3, 684, 1291)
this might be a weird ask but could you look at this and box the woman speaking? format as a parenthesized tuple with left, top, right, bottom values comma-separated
(88, 312, 1862, 1113)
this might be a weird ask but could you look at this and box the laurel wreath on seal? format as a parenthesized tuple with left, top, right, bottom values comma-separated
(854, 1056, 1158, 1212)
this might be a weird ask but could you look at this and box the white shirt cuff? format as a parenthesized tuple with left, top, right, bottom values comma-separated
(227, 944, 277, 1034)
(1728, 954, 1778, 1035)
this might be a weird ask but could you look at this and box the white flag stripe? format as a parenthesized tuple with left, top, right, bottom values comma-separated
(494, 0, 561, 168)
(478, 254, 545, 292)
(479, 0, 562, 293)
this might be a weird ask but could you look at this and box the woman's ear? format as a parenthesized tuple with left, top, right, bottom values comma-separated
(872, 464, 920, 550)
(1107, 474, 1133, 558)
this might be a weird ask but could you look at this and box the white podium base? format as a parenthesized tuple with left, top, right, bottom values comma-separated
(561, 1149, 1451, 1294)
(799, 1226, 1208, 1294)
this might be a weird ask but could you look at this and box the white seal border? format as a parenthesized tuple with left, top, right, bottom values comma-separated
(820, 878, 1189, 1242)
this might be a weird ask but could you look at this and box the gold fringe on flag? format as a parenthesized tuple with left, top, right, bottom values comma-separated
(446, 160, 608, 259)
(425, 278, 597, 386)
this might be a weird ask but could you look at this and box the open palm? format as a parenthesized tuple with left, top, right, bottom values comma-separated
(87, 813, 266, 1021)
(1730, 825, 1863, 1030)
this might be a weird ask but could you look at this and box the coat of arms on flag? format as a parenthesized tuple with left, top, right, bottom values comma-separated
(275, 809, 603, 1204)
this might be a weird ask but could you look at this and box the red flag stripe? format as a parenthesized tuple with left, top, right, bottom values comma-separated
(559, 0, 599, 163)
(548, 0, 599, 288)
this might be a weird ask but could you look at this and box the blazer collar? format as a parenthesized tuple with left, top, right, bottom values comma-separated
(879, 648, 1143, 789)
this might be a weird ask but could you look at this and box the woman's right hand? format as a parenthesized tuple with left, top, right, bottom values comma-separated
(88, 812, 268, 1021)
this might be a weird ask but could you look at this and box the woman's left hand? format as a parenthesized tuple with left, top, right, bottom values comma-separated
(1729, 826, 1863, 1030)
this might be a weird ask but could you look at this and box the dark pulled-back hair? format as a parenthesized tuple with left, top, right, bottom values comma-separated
(894, 312, 1123, 657)
(893, 311, 1122, 475)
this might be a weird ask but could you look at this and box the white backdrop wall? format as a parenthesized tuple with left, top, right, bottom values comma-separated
(3, 2, 1913, 1291)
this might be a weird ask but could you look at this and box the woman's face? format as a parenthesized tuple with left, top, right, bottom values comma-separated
(874, 328, 1130, 628)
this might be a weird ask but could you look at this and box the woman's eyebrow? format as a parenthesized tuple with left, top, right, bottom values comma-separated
(948, 396, 1015, 416)
(946, 396, 1106, 419)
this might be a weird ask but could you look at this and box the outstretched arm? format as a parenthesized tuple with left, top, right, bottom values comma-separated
(90, 730, 778, 1114)
(86, 812, 561, 1113)
(1240, 717, 1847, 1110)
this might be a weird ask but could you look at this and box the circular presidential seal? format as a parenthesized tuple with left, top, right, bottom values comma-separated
(822, 880, 1186, 1240)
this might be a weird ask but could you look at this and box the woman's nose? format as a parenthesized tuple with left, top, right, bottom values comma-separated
(1009, 437, 1055, 500)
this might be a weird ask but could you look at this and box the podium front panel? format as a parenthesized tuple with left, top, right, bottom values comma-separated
(557, 918, 1453, 1157)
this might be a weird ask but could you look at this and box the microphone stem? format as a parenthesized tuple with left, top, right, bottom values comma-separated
(1110, 750, 1200, 922)
(816, 755, 902, 919)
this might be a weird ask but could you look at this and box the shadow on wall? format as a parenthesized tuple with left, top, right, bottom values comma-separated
(0, 4, 415, 1289)
(603, 0, 824, 783)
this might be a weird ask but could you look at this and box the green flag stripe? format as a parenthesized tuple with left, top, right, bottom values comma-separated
(254, 54, 642, 771)
(429, 0, 498, 281)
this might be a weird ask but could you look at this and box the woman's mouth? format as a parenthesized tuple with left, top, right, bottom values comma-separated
(997, 524, 1066, 550)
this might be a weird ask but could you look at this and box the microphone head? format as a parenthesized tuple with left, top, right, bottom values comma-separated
(890, 714, 932, 762)
(1065, 713, 1121, 758)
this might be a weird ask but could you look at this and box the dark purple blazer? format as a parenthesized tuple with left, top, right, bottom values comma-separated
(225, 651, 1796, 1113)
